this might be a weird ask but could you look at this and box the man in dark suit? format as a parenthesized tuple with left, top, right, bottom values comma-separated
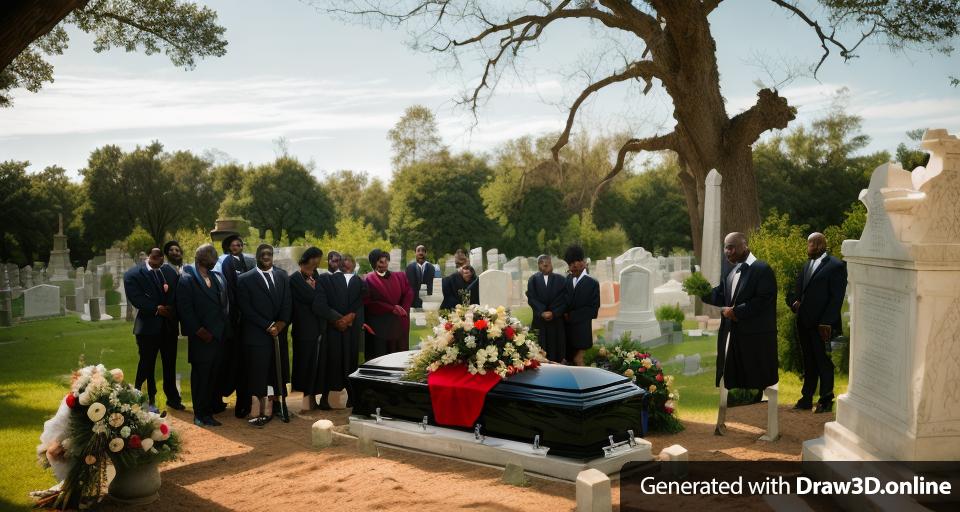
(787, 232, 847, 413)
(123, 247, 185, 412)
(405, 244, 436, 308)
(163, 240, 184, 274)
(527, 254, 567, 363)
(237, 244, 292, 427)
(701, 232, 779, 429)
(313, 253, 365, 409)
(563, 245, 599, 366)
(176, 244, 229, 427)
(219, 234, 256, 418)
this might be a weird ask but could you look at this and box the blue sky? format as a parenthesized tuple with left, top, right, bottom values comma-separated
(2, 0, 958, 182)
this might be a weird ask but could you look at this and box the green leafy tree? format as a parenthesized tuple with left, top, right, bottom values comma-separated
(560, 209, 629, 261)
(302, 217, 392, 273)
(389, 153, 496, 255)
(237, 157, 335, 244)
(323, 170, 391, 236)
(0, 161, 38, 262)
(895, 128, 931, 171)
(755, 93, 888, 232)
(387, 105, 446, 170)
(122, 226, 156, 258)
(1, 0, 228, 106)
(166, 150, 217, 230)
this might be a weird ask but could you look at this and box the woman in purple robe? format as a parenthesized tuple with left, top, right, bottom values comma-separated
(363, 249, 414, 361)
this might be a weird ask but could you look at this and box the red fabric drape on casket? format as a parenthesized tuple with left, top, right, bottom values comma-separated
(427, 364, 500, 427)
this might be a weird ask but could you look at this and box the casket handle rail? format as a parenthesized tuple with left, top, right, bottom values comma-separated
(372, 407, 394, 424)
(602, 429, 638, 458)
(474, 423, 484, 443)
(420, 415, 429, 431)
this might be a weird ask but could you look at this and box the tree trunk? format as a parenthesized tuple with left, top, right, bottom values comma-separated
(0, 0, 87, 71)
(716, 144, 761, 238)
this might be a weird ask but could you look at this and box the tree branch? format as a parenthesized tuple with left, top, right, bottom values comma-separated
(769, 0, 875, 76)
(551, 60, 666, 162)
(590, 131, 679, 208)
(725, 88, 796, 148)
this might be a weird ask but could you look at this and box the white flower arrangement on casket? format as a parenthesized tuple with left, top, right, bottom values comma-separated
(404, 304, 548, 382)
(34, 364, 182, 509)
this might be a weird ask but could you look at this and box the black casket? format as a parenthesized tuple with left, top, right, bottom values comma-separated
(349, 351, 649, 459)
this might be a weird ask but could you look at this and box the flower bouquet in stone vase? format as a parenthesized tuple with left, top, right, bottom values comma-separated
(34, 365, 181, 509)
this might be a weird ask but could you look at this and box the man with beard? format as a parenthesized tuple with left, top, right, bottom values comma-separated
(405, 245, 436, 308)
(123, 247, 185, 411)
(237, 244, 292, 426)
(527, 254, 567, 363)
(563, 245, 599, 366)
(220, 234, 256, 418)
(177, 244, 229, 427)
(313, 253, 365, 409)
(163, 240, 184, 274)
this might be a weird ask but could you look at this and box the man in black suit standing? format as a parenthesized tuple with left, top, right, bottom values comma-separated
(563, 245, 599, 366)
(701, 232, 779, 433)
(163, 240, 184, 274)
(177, 244, 229, 427)
(405, 245, 436, 308)
(313, 253, 365, 409)
(220, 234, 256, 418)
(787, 232, 847, 413)
(527, 254, 567, 363)
(237, 244, 292, 426)
(123, 247, 185, 412)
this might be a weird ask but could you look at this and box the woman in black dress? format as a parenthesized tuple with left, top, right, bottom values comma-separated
(289, 247, 325, 411)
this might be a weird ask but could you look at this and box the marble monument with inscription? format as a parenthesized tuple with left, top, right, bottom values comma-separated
(803, 128, 960, 462)
(608, 264, 661, 342)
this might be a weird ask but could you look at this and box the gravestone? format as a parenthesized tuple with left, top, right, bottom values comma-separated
(700, 170, 723, 287)
(552, 257, 568, 276)
(388, 248, 402, 272)
(595, 259, 612, 283)
(478, 269, 511, 307)
(21, 266, 33, 289)
(682, 354, 702, 376)
(486, 249, 500, 270)
(420, 278, 443, 311)
(653, 279, 691, 310)
(444, 257, 456, 276)
(609, 265, 661, 342)
(47, 214, 72, 281)
(503, 257, 521, 279)
(23, 284, 61, 319)
(597, 281, 619, 320)
(469, 247, 483, 272)
(804, 129, 960, 462)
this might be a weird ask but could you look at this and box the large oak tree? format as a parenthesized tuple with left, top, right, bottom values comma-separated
(334, 0, 960, 259)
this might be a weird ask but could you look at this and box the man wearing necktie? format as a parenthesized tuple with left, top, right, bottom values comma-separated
(123, 247, 185, 412)
(237, 244, 292, 426)
(787, 232, 847, 413)
(701, 232, 779, 433)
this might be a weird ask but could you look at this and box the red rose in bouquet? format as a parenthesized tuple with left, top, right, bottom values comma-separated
(473, 319, 488, 330)
(656, 373, 664, 382)
(128, 435, 142, 449)
(504, 326, 515, 340)
(65, 393, 77, 409)
(159, 423, 170, 435)
(444, 322, 454, 331)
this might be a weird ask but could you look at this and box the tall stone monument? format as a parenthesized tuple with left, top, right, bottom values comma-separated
(804, 129, 960, 462)
(478, 269, 511, 307)
(700, 169, 723, 287)
(469, 247, 483, 272)
(47, 214, 72, 281)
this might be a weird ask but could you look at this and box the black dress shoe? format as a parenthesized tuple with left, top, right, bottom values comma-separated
(317, 399, 332, 411)
(248, 415, 271, 428)
(213, 401, 227, 414)
(793, 400, 813, 410)
(814, 402, 833, 413)
(168, 401, 187, 411)
(204, 416, 222, 427)
(235, 406, 251, 419)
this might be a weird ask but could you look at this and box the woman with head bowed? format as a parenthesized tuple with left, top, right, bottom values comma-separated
(440, 264, 479, 310)
(363, 249, 414, 361)
(288, 247, 325, 411)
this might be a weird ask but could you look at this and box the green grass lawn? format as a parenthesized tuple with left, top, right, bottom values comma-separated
(0, 308, 846, 509)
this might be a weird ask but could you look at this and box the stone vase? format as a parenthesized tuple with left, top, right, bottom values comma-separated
(108, 461, 161, 505)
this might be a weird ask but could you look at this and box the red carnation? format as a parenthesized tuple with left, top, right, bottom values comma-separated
(656, 373, 664, 382)
(65, 393, 77, 409)
(474, 319, 488, 330)
(528, 359, 540, 369)
(638, 367, 646, 373)
(504, 326, 515, 340)
(159, 423, 170, 435)
(128, 435, 142, 449)
(444, 322, 453, 331)
(664, 405, 674, 414)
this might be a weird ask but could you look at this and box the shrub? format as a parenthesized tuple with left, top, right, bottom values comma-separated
(655, 304, 685, 331)
(681, 272, 711, 297)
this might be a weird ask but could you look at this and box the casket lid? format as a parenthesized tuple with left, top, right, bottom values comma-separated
(359, 350, 634, 393)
